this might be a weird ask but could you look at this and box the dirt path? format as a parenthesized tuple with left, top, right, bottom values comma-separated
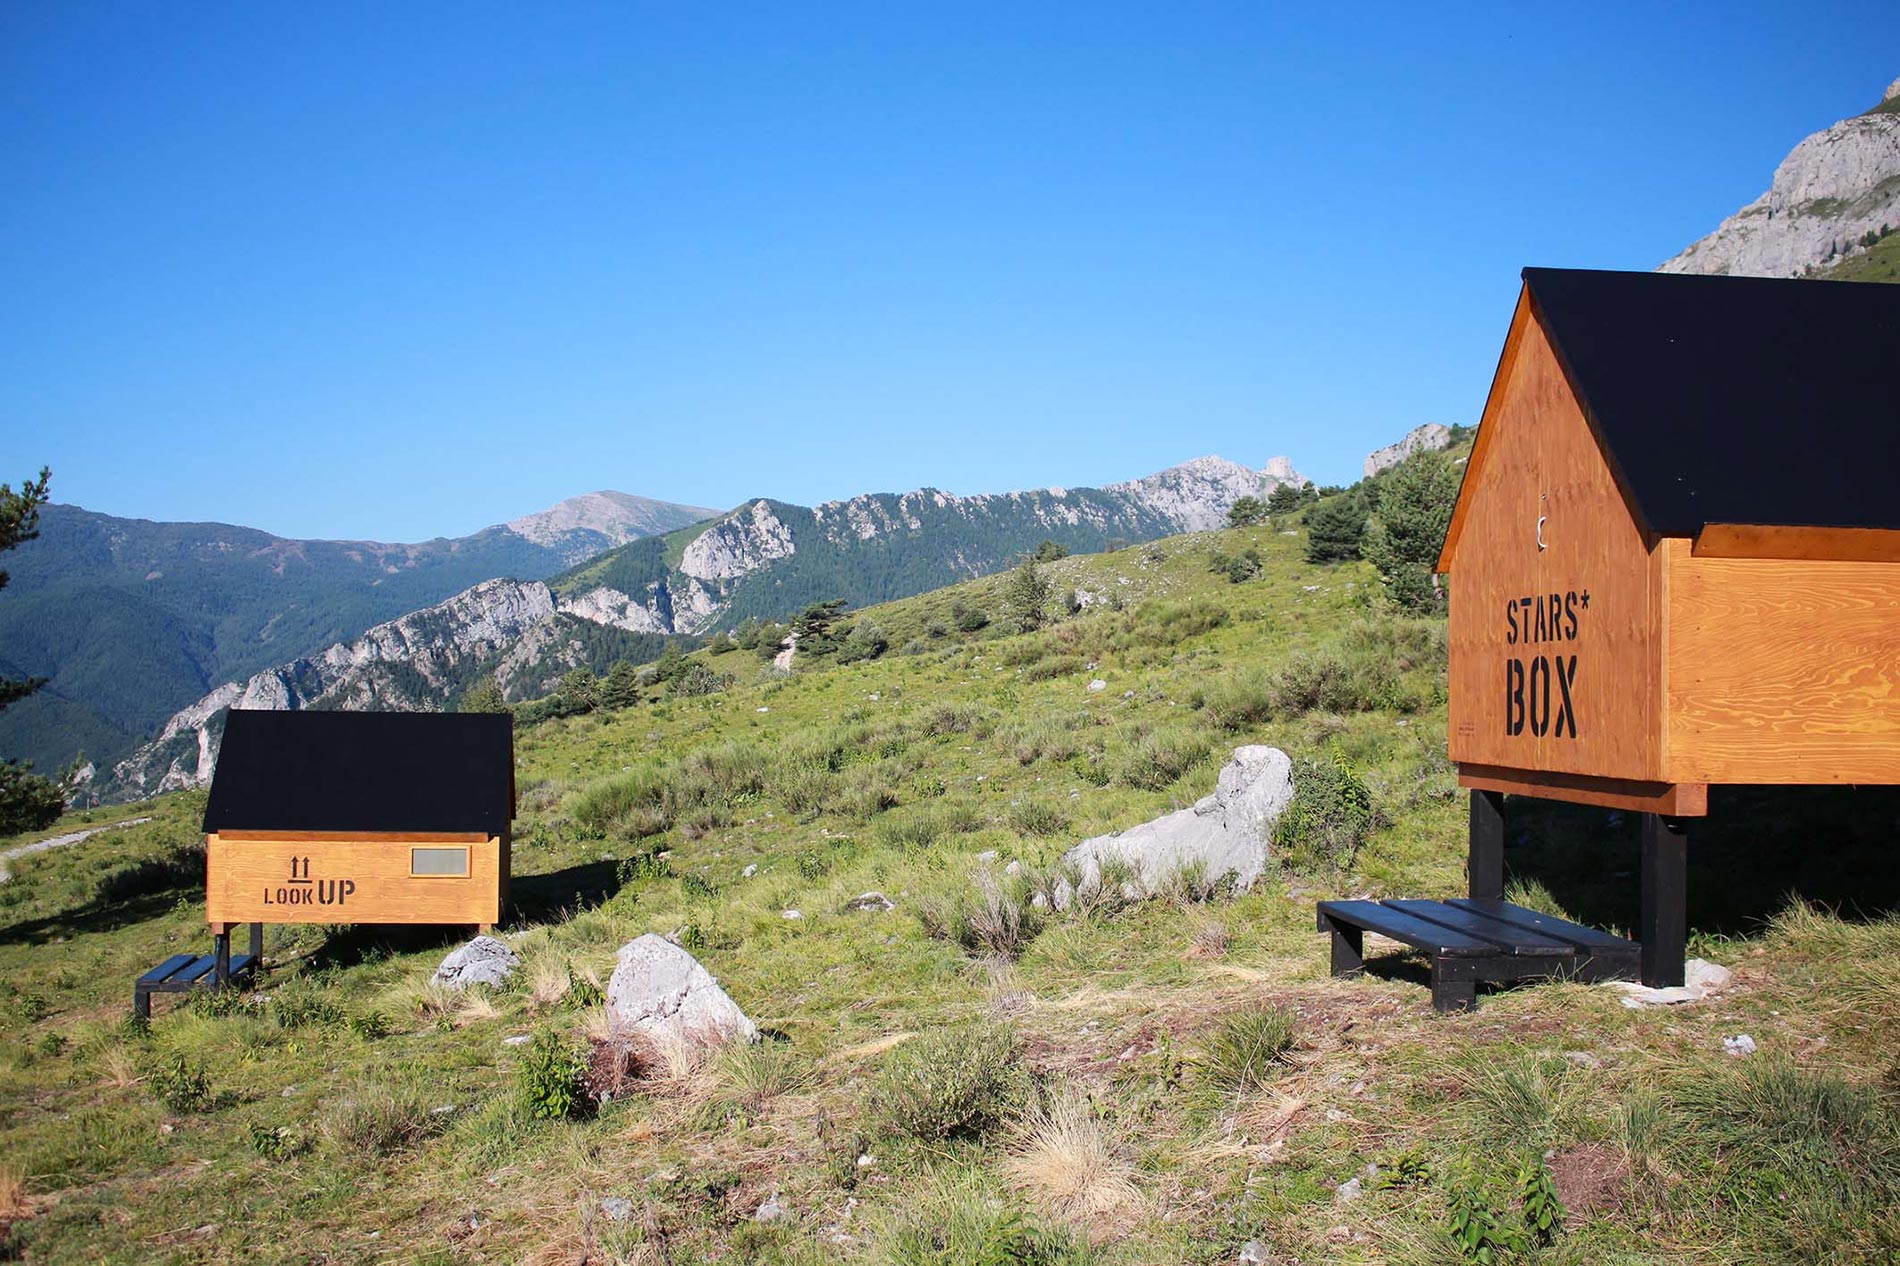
(0, 817, 152, 883)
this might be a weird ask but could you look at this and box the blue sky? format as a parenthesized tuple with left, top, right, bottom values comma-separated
(3, 3, 1896, 541)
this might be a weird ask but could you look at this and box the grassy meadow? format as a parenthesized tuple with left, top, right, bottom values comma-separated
(1, 513, 1895, 1264)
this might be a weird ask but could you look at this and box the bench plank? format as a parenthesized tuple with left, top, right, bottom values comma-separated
(174, 956, 221, 985)
(1385, 900, 1573, 956)
(1447, 899, 1636, 951)
(1318, 900, 1499, 957)
(137, 954, 199, 986)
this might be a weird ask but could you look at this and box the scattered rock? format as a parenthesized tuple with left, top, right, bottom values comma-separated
(600, 1197, 634, 1223)
(605, 933, 758, 1048)
(856, 1153, 875, 1169)
(755, 1192, 791, 1224)
(1723, 1033, 1758, 1058)
(1564, 1050, 1602, 1070)
(1054, 746, 1293, 907)
(1088, 679, 1107, 692)
(431, 935, 520, 991)
(502, 1034, 532, 1046)
(742, 863, 758, 878)
(1334, 1177, 1363, 1206)
(844, 891, 895, 913)
(1606, 958, 1735, 1008)
(1238, 1241, 1267, 1266)
(781, 909, 803, 920)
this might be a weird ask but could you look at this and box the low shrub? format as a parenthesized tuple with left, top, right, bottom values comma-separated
(1273, 751, 1376, 871)
(870, 1022, 1026, 1141)
(150, 1053, 217, 1113)
(519, 1029, 592, 1120)
(1007, 800, 1070, 837)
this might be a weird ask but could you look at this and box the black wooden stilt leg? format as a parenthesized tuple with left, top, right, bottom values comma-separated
(1468, 789, 1506, 901)
(1640, 813, 1687, 988)
(213, 930, 231, 986)
(249, 922, 263, 961)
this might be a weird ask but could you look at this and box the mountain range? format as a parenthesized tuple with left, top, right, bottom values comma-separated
(90, 455, 1314, 800)
(0, 493, 717, 778)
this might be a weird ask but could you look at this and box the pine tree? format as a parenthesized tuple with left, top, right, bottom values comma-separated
(1361, 450, 1461, 611)
(1304, 492, 1369, 564)
(598, 661, 642, 710)
(1003, 559, 1052, 631)
(1227, 495, 1269, 528)
(458, 676, 509, 714)
(1, 466, 64, 834)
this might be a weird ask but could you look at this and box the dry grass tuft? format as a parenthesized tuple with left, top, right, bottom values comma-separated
(525, 955, 571, 1010)
(1002, 1089, 1142, 1232)
(97, 1047, 141, 1089)
(455, 989, 502, 1023)
(1186, 922, 1230, 959)
(0, 1166, 31, 1221)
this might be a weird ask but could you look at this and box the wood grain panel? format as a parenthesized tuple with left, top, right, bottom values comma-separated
(206, 833, 503, 926)
(1665, 544, 1900, 784)
(1692, 524, 1900, 563)
(1445, 303, 1661, 782)
(1457, 763, 1707, 816)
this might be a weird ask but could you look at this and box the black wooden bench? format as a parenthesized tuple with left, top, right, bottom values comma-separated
(134, 923, 263, 1020)
(1317, 897, 1638, 1011)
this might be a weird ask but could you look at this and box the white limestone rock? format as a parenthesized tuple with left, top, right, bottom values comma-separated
(1364, 423, 1454, 478)
(1055, 746, 1294, 906)
(605, 933, 758, 1047)
(1662, 83, 1900, 278)
(432, 935, 520, 991)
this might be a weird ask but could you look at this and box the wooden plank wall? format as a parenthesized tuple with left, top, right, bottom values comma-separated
(206, 833, 504, 926)
(1665, 539, 1900, 784)
(1447, 300, 1661, 782)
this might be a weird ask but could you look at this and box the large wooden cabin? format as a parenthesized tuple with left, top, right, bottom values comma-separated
(203, 709, 516, 935)
(1436, 266, 1899, 986)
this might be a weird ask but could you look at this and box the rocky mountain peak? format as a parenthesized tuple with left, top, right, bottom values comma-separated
(1662, 76, 1900, 278)
(503, 491, 720, 564)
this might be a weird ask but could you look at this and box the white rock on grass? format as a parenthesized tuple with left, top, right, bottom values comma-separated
(1607, 958, 1735, 1009)
(1054, 746, 1293, 908)
(1723, 1033, 1758, 1058)
(605, 933, 758, 1048)
(844, 891, 895, 913)
(431, 935, 520, 991)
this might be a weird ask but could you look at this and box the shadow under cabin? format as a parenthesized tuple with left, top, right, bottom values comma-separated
(136, 708, 516, 1018)
(1321, 266, 1900, 1010)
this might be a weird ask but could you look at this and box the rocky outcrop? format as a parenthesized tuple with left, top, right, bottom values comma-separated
(605, 934, 757, 1047)
(1107, 456, 1308, 533)
(1056, 746, 1294, 905)
(679, 501, 797, 581)
(432, 936, 521, 991)
(1364, 424, 1454, 479)
(1662, 80, 1900, 278)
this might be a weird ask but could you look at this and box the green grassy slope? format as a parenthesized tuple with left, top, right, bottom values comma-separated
(1, 498, 1894, 1264)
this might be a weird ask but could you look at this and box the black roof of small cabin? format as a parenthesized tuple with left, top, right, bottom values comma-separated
(1505, 267, 1900, 537)
(202, 710, 515, 836)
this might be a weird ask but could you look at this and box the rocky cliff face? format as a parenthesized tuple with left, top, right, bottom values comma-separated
(1364, 423, 1454, 478)
(1662, 78, 1900, 278)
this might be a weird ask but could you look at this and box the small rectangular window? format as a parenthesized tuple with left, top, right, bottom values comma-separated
(411, 847, 469, 877)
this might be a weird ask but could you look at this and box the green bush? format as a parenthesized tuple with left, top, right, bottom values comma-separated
(870, 1022, 1025, 1141)
(150, 1053, 216, 1113)
(1199, 669, 1276, 731)
(1007, 800, 1070, 837)
(1201, 1005, 1296, 1092)
(518, 1029, 592, 1120)
(1273, 751, 1376, 871)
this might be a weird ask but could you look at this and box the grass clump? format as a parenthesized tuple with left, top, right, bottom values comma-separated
(1200, 1005, 1296, 1093)
(870, 1021, 1026, 1142)
(322, 1082, 449, 1155)
(1111, 730, 1208, 791)
(872, 1170, 1092, 1266)
(920, 870, 1044, 958)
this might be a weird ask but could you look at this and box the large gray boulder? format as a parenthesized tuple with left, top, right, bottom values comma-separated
(1056, 746, 1293, 906)
(605, 933, 758, 1047)
(431, 935, 520, 991)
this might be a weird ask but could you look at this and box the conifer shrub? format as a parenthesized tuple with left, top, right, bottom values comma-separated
(870, 1021, 1026, 1141)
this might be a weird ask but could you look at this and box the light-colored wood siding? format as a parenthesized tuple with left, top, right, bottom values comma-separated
(1664, 539, 1900, 784)
(206, 833, 503, 926)
(1447, 298, 1661, 781)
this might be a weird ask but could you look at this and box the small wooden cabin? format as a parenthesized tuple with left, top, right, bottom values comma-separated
(203, 709, 516, 934)
(1436, 266, 1899, 985)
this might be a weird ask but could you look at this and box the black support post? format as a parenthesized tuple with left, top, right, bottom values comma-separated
(1639, 813, 1688, 988)
(1468, 789, 1506, 902)
(249, 922, 264, 961)
(213, 929, 232, 986)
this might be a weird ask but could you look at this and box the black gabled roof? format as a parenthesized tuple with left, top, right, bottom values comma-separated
(1523, 267, 1900, 536)
(202, 709, 515, 835)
